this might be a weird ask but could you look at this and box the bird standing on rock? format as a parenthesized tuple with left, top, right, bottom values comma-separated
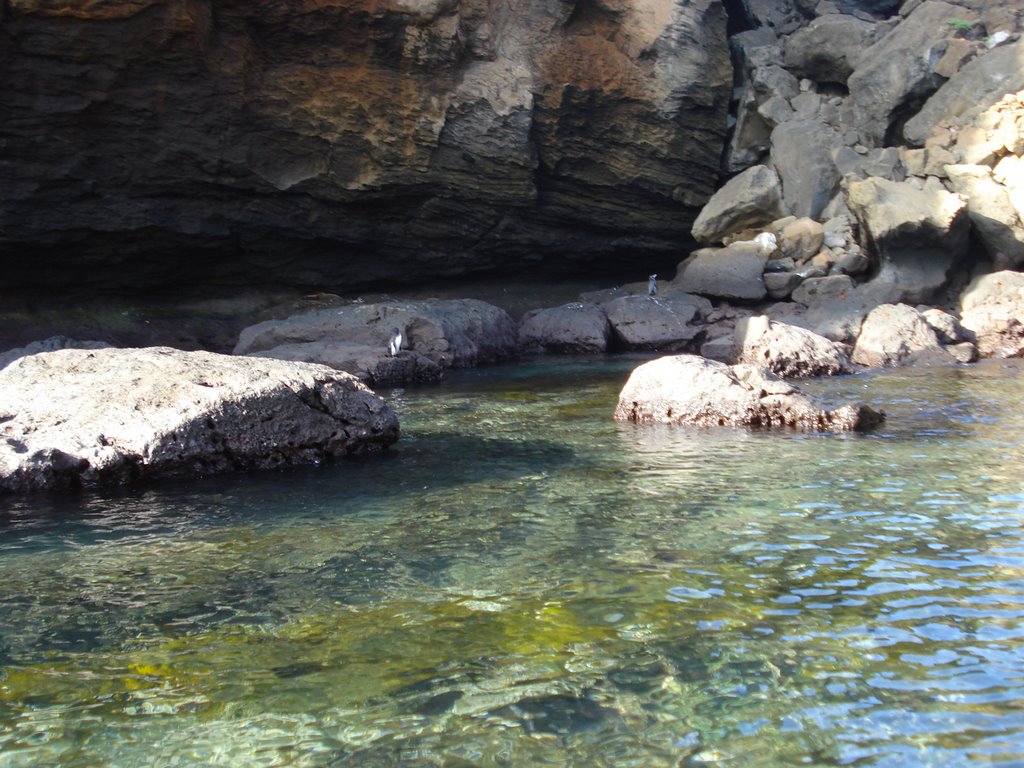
(388, 327, 403, 357)
(648, 274, 658, 296)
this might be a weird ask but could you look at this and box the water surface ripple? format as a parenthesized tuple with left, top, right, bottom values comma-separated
(2, 358, 1024, 767)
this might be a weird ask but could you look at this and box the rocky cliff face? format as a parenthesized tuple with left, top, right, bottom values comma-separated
(0, 0, 731, 291)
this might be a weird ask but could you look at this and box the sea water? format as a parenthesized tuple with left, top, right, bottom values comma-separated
(1, 356, 1024, 767)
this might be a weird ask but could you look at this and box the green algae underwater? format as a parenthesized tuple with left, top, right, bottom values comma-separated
(2, 356, 1024, 767)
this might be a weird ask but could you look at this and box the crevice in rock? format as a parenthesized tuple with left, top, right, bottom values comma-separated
(721, 0, 755, 37)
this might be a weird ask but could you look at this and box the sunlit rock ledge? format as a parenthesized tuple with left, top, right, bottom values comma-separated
(0, 347, 399, 493)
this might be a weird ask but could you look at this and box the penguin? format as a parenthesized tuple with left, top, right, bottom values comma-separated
(648, 274, 658, 296)
(388, 327, 403, 357)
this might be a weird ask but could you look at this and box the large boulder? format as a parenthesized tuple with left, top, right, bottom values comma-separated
(691, 165, 785, 244)
(904, 41, 1024, 146)
(0, 0, 732, 292)
(848, 1, 975, 146)
(234, 299, 517, 372)
(735, 315, 852, 377)
(518, 303, 611, 354)
(613, 354, 882, 431)
(851, 303, 950, 367)
(770, 118, 842, 219)
(603, 294, 706, 352)
(778, 275, 888, 343)
(959, 270, 1024, 358)
(846, 177, 969, 303)
(0, 347, 399, 493)
(783, 14, 879, 86)
(673, 241, 768, 301)
(945, 164, 1024, 267)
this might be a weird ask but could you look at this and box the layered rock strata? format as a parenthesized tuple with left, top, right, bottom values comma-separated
(0, 0, 731, 290)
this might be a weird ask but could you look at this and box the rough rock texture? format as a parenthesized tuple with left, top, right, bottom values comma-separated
(249, 342, 444, 386)
(673, 242, 768, 301)
(518, 303, 611, 354)
(848, 1, 975, 146)
(735, 315, 852, 377)
(603, 294, 704, 351)
(613, 354, 882, 431)
(783, 14, 878, 85)
(959, 270, 1024, 358)
(0, 336, 110, 371)
(691, 165, 785, 243)
(770, 118, 842, 218)
(904, 41, 1024, 146)
(235, 299, 517, 370)
(846, 177, 969, 303)
(0, 347, 399, 492)
(851, 303, 948, 367)
(946, 164, 1024, 266)
(0, 0, 731, 291)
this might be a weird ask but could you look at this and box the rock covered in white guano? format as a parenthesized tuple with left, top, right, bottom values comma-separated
(0, 347, 399, 493)
(234, 299, 517, 372)
(0, 336, 111, 371)
(851, 303, 959, 367)
(518, 303, 612, 354)
(614, 354, 882, 431)
(959, 270, 1024, 358)
(735, 315, 852, 378)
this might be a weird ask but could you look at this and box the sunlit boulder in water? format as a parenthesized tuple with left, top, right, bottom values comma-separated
(0, 347, 399, 493)
(614, 354, 883, 431)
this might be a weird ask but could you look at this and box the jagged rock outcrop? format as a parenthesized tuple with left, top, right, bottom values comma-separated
(0, 0, 731, 291)
(0, 347, 399, 492)
(613, 354, 882, 431)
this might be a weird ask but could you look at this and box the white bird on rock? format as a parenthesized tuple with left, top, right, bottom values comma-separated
(388, 327, 404, 357)
(648, 274, 658, 296)
(753, 232, 777, 257)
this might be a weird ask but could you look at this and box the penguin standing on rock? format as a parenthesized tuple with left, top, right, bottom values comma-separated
(648, 274, 658, 296)
(388, 327, 404, 357)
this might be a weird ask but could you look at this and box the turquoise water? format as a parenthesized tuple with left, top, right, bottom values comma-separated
(2, 356, 1024, 767)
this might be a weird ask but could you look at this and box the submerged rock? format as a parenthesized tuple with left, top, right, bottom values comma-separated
(0, 347, 399, 493)
(614, 355, 882, 431)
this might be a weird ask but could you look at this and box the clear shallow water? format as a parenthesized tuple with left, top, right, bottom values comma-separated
(2, 357, 1024, 767)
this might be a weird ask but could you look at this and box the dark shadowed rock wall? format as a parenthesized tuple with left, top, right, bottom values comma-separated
(0, 0, 731, 291)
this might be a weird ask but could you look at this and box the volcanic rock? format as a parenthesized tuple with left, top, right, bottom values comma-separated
(613, 354, 882, 431)
(0, 347, 399, 493)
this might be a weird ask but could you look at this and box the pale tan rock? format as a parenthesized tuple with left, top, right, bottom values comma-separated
(614, 354, 881, 431)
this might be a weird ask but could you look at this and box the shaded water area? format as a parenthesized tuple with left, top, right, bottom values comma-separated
(2, 357, 1024, 767)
